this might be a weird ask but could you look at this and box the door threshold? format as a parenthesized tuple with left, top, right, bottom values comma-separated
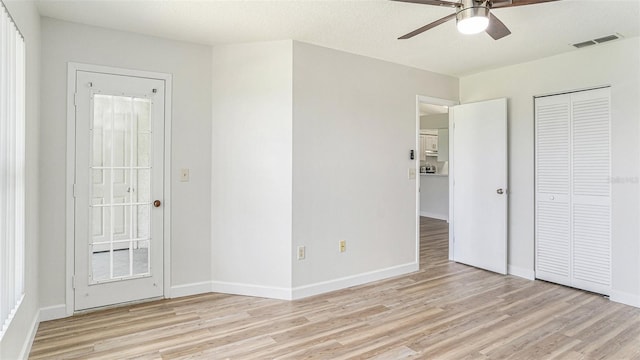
(74, 296, 164, 315)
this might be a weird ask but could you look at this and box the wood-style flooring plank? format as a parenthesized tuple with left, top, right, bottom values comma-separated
(29, 217, 640, 359)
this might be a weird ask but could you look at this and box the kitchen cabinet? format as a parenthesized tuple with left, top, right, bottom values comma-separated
(420, 174, 449, 221)
(425, 135, 438, 152)
(419, 135, 427, 161)
(420, 130, 439, 160)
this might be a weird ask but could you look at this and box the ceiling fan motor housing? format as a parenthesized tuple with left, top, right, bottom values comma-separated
(456, 0, 491, 34)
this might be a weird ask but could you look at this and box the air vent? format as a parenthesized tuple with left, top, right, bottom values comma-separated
(572, 34, 623, 49)
(573, 40, 597, 49)
(594, 35, 619, 44)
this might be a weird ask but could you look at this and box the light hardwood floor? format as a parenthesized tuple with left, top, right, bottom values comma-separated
(30, 217, 640, 359)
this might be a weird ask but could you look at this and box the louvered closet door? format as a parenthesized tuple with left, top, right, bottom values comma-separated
(570, 88, 611, 295)
(535, 87, 611, 296)
(535, 94, 571, 287)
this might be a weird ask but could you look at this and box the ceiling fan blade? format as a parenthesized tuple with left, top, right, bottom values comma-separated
(486, 13, 511, 40)
(398, 13, 457, 39)
(491, 0, 561, 8)
(391, 0, 461, 8)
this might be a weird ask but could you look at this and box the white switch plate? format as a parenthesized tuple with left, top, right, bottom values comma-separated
(180, 168, 190, 182)
(408, 168, 416, 180)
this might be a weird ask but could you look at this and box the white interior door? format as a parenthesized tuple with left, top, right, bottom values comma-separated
(451, 98, 508, 274)
(74, 70, 165, 311)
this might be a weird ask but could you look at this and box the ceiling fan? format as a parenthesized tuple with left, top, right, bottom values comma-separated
(393, 0, 560, 40)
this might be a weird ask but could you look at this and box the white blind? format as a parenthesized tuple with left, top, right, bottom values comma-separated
(0, 0, 26, 340)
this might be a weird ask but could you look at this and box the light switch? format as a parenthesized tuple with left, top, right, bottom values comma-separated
(408, 168, 416, 180)
(180, 168, 190, 182)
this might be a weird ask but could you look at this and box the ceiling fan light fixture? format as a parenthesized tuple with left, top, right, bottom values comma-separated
(456, 2, 490, 35)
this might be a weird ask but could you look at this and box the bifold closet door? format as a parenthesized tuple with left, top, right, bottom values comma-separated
(535, 94, 571, 287)
(535, 87, 611, 296)
(569, 88, 611, 295)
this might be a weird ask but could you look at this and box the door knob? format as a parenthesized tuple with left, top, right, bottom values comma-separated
(153, 200, 161, 208)
(496, 188, 504, 195)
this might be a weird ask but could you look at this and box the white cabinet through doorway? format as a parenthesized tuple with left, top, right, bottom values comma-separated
(425, 135, 438, 152)
(419, 135, 428, 161)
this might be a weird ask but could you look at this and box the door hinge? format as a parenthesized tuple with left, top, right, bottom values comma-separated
(73, 93, 77, 106)
(73, 183, 77, 198)
(72, 275, 76, 289)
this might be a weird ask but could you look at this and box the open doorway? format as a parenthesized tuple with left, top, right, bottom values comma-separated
(415, 96, 508, 274)
(416, 96, 457, 270)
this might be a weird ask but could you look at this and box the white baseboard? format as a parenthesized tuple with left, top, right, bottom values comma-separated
(211, 281, 292, 300)
(38, 282, 215, 322)
(170, 281, 213, 298)
(184, 263, 419, 301)
(18, 311, 40, 360)
(39, 304, 67, 322)
(610, 290, 640, 308)
(419, 211, 448, 221)
(292, 262, 419, 300)
(508, 265, 535, 280)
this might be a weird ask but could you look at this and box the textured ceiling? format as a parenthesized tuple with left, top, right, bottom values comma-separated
(34, 0, 640, 76)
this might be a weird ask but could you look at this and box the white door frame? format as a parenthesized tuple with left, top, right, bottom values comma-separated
(415, 95, 459, 264)
(66, 62, 172, 315)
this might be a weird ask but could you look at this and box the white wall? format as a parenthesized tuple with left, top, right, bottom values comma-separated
(460, 37, 640, 304)
(39, 18, 213, 309)
(211, 41, 293, 297)
(210, 40, 457, 298)
(0, 1, 40, 359)
(291, 41, 458, 290)
(420, 113, 449, 129)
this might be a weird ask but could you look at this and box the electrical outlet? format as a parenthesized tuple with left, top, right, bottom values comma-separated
(297, 246, 305, 260)
(339, 240, 346, 253)
(180, 168, 190, 182)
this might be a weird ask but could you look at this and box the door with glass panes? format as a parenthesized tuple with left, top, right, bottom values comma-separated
(74, 70, 165, 311)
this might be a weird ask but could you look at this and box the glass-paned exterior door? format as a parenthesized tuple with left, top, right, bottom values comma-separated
(74, 70, 165, 311)
(91, 95, 152, 282)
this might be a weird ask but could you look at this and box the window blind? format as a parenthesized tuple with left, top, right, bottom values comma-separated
(0, 0, 26, 339)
